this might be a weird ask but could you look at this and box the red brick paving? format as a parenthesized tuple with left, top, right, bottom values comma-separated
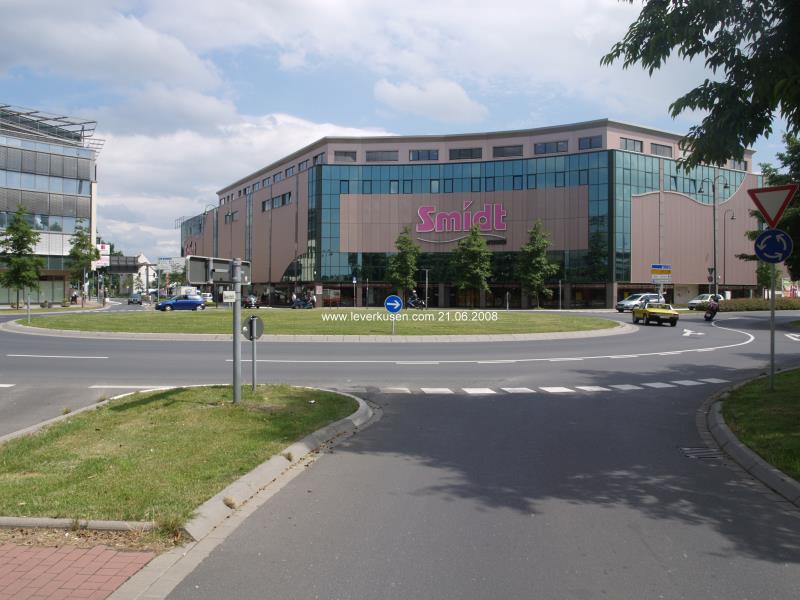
(0, 543, 153, 599)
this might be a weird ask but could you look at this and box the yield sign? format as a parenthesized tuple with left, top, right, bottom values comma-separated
(747, 184, 799, 228)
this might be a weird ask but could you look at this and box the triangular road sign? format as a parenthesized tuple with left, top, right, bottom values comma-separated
(747, 184, 799, 228)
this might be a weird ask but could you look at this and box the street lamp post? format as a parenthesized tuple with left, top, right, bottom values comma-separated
(698, 175, 730, 297)
(421, 268, 430, 308)
(723, 209, 736, 287)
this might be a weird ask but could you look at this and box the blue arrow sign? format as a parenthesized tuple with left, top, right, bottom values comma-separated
(384, 294, 404, 313)
(755, 228, 793, 264)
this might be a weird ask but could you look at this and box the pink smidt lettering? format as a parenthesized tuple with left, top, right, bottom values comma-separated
(416, 203, 508, 233)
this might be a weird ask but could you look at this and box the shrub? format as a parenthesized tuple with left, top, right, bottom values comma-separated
(696, 297, 800, 312)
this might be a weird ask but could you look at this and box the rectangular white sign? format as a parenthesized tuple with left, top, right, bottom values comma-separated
(222, 290, 236, 303)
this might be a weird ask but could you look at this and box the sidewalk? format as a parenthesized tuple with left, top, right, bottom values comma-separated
(0, 543, 153, 600)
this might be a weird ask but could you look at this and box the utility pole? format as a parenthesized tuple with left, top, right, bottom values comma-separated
(232, 258, 242, 404)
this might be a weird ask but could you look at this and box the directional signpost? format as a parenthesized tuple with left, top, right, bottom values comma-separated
(384, 294, 403, 335)
(650, 263, 672, 298)
(748, 184, 799, 391)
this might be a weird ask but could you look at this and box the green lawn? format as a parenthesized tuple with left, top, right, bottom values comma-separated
(23, 308, 615, 335)
(0, 385, 356, 537)
(722, 368, 800, 481)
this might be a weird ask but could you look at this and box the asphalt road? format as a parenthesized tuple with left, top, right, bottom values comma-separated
(1, 305, 799, 598)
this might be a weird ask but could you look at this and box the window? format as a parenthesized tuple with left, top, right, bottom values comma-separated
(340, 180, 349, 194)
(471, 177, 481, 192)
(579, 135, 602, 150)
(402, 180, 412, 194)
(298, 159, 309, 171)
(513, 175, 523, 190)
(492, 145, 523, 158)
(410, 149, 439, 161)
(263, 176, 271, 187)
(273, 172, 284, 182)
(430, 179, 440, 194)
(534, 140, 568, 154)
(651, 143, 673, 158)
(449, 148, 482, 160)
(365, 150, 399, 162)
(261, 199, 271, 211)
(485, 177, 495, 192)
(238, 190, 242, 197)
(334, 151, 357, 163)
(313, 152, 326, 165)
(285, 166, 295, 177)
(362, 180, 372, 194)
(389, 180, 399, 194)
(620, 137, 643, 153)
(731, 159, 748, 171)
(253, 181, 260, 192)
(443, 179, 453, 193)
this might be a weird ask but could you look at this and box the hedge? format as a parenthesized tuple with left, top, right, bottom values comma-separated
(694, 297, 800, 312)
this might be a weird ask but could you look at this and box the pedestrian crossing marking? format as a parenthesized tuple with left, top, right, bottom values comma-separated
(698, 378, 728, 384)
(540, 387, 574, 393)
(610, 384, 644, 391)
(672, 380, 703, 386)
(642, 382, 676, 388)
(575, 386, 609, 392)
(421, 388, 454, 394)
(381, 387, 411, 394)
(463, 388, 496, 395)
(501, 387, 535, 393)
(0, 384, 15, 388)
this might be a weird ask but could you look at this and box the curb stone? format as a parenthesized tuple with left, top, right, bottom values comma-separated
(0, 318, 636, 343)
(702, 377, 800, 508)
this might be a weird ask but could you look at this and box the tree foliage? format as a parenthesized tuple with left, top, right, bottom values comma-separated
(67, 219, 99, 305)
(386, 227, 420, 295)
(451, 226, 492, 298)
(0, 206, 44, 306)
(517, 220, 560, 307)
(602, 0, 800, 169)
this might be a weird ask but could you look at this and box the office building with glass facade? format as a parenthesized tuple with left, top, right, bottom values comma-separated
(0, 104, 101, 304)
(181, 119, 760, 308)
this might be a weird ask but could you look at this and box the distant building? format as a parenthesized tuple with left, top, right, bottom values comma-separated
(181, 119, 760, 308)
(0, 104, 103, 303)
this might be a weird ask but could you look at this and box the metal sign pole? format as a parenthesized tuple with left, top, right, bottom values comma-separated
(770, 262, 776, 392)
(251, 318, 257, 392)
(233, 258, 242, 404)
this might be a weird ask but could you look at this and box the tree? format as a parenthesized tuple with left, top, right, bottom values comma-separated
(67, 219, 99, 307)
(517, 220, 560, 307)
(386, 227, 420, 296)
(451, 226, 492, 306)
(134, 273, 145, 293)
(602, 1, 800, 169)
(0, 206, 43, 307)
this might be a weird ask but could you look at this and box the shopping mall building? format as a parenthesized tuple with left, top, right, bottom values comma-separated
(0, 104, 101, 304)
(180, 119, 761, 308)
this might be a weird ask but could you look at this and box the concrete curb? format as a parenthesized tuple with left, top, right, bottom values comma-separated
(703, 377, 800, 509)
(0, 318, 636, 343)
(0, 386, 374, 536)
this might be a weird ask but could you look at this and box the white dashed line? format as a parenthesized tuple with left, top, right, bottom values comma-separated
(698, 378, 729, 384)
(421, 387, 454, 394)
(8, 354, 108, 360)
(463, 388, 497, 395)
(381, 387, 411, 394)
(540, 387, 574, 393)
(610, 384, 644, 391)
(501, 387, 536, 393)
(548, 358, 584, 362)
(89, 385, 170, 390)
(672, 380, 704, 386)
(642, 382, 676, 389)
(575, 386, 610, 392)
(0, 384, 15, 388)
(396, 361, 440, 365)
(478, 360, 517, 364)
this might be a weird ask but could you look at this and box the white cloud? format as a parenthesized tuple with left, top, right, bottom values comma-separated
(374, 79, 487, 123)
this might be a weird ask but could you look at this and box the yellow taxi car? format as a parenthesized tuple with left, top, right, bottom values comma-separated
(632, 302, 679, 327)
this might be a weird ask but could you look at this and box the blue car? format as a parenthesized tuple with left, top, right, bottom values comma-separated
(156, 294, 206, 311)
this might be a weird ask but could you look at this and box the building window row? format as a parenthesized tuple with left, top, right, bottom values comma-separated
(730, 159, 748, 171)
(650, 143, 673, 158)
(366, 150, 399, 162)
(261, 192, 292, 211)
(492, 145, 523, 158)
(409, 149, 439, 161)
(534, 140, 568, 155)
(0, 211, 81, 234)
(0, 170, 91, 196)
(619, 137, 643, 153)
(0, 135, 94, 159)
(579, 136, 602, 150)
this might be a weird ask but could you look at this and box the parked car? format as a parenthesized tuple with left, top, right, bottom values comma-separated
(687, 293, 723, 310)
(156, 294, 206, 311)
(616, 293, 665, 312)
(242, 294, 260, 309)
(632, 302, 679, 326)
(201, 292, 214, 305)
(127, 293, 142, 305)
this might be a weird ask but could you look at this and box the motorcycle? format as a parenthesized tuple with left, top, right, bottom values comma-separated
(704, 299, 719, 321)
(292, 297, 314, 309)
(408, 297, 426, 309)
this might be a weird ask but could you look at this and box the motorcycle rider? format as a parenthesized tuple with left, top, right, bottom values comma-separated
(409, 289, 422, 308)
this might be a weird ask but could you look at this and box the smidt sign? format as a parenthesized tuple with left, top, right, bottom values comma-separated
(416, 201, 507, 237)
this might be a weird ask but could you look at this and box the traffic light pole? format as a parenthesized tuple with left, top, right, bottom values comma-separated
(232, 258, 242, 404)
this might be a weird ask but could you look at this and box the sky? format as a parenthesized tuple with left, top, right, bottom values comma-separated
(0, 0, 790, 261)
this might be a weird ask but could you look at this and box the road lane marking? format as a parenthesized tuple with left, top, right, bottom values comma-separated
(89, 385, 170, 389)
(610, 384, 644, 391)
(395, 361, 440, 365)
(478, 360, 517, 364)
(642, 382, 676, 388)
(682, 329, 704, 337)
(575, 386, 609, 392)
(381, 387, 411, 394)
(672, 380, 704, 386)
(463, 388, 496, 395)
(698, 378, 729, 384)
(501, 387, 535, 393)
(0, 384, 15, 388)
(540, 387, 574, 393)
(421, 388, 454, 394)
(8, 354, 108, 359)
(548, 358, 583, 362)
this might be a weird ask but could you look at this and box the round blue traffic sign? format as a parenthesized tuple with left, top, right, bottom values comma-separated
(384, 294, 404, 313)
(755, 228, 793, 264)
